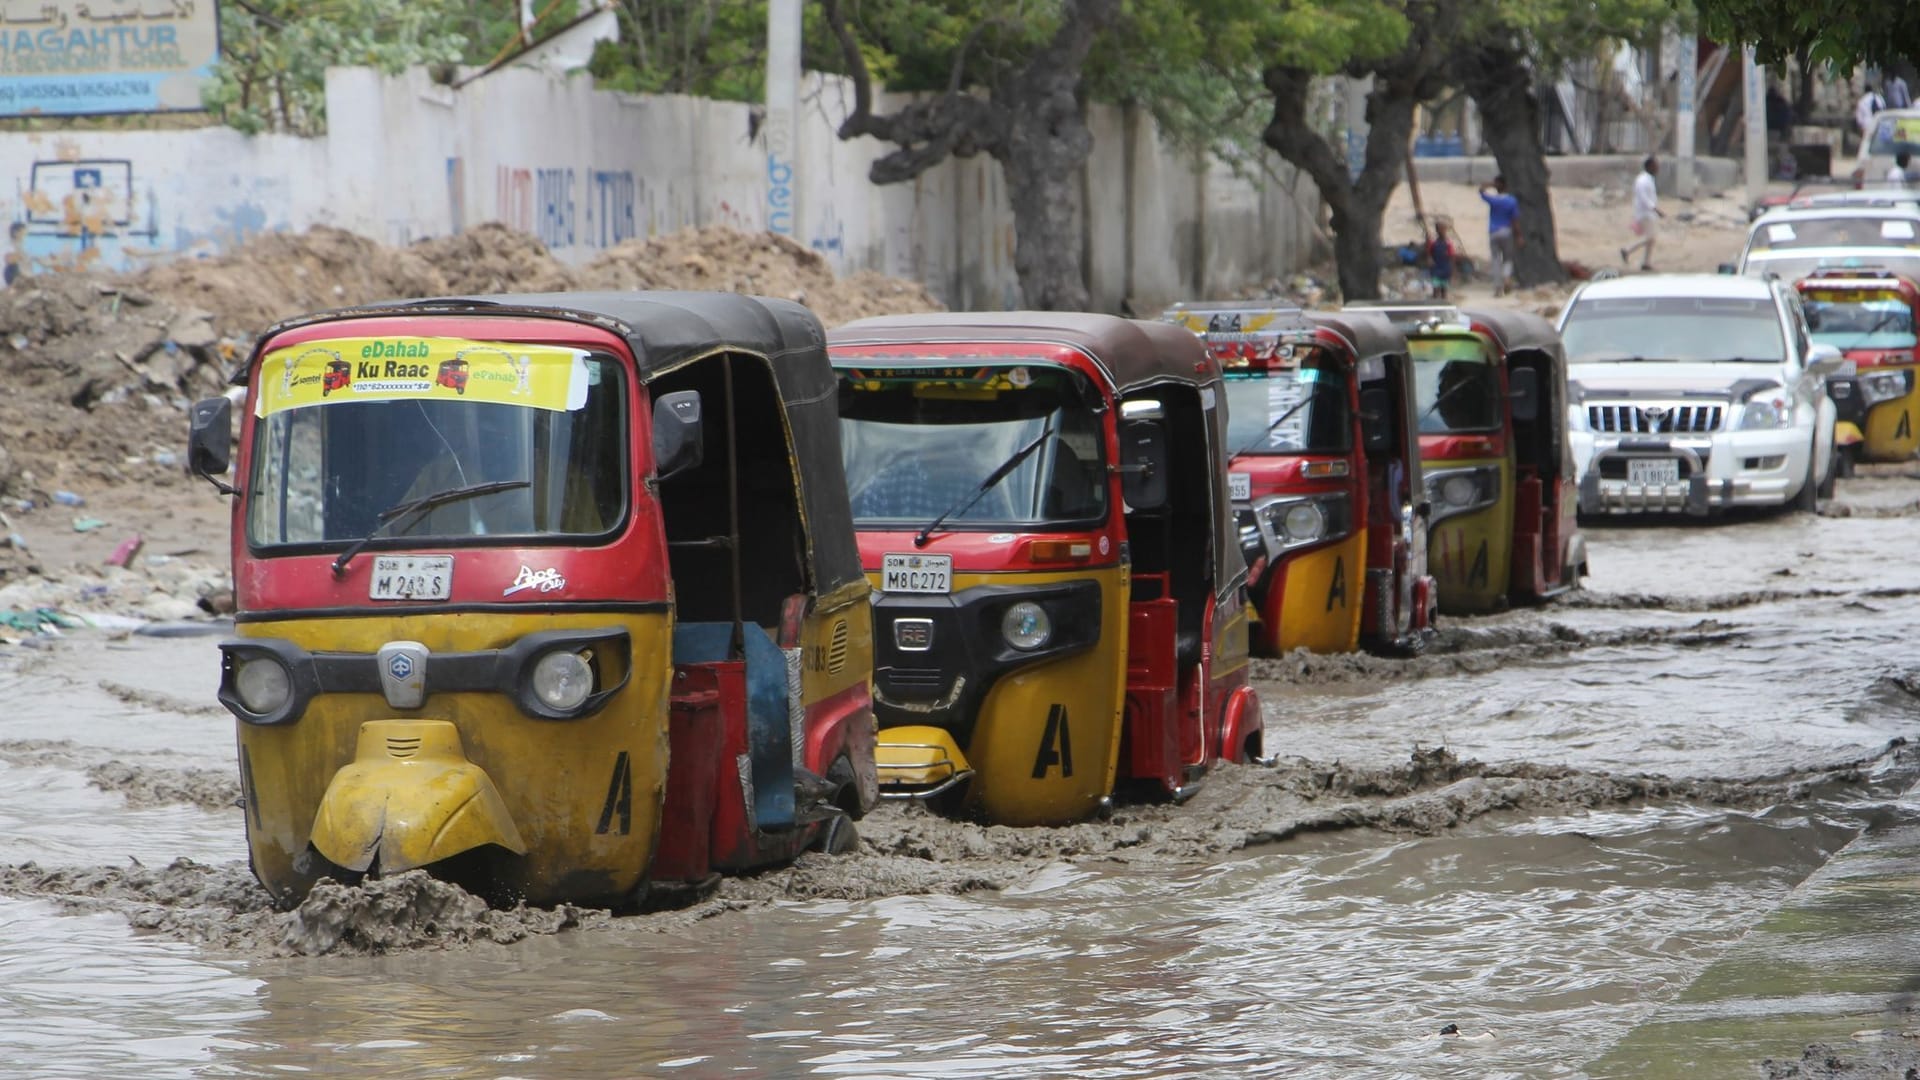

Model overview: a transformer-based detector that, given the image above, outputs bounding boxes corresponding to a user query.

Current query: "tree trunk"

[1458,44,1568,287]
[1001,96,1093,310]
[1263,67,1422,302]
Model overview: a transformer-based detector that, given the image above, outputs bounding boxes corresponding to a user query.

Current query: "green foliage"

[1466,0,1682,70]
[1696,0,1920,68]
[586,0,789,99]
[204,0,468,135]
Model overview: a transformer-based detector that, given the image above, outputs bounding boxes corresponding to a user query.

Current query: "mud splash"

[1761,1036,1920,1079]
[11,743,1911,957]
[1251,617,1743,685]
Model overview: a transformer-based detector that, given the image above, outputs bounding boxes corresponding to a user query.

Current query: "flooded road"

[3,475,1918,1078]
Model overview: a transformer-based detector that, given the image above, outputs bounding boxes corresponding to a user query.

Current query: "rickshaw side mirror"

[1117,418,1169,511]
[1358,387,1394,453]
[652,390,704,481]
[1508,366,1541,424]
[188,396,236,495]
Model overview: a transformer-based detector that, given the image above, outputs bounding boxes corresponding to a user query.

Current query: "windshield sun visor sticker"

[255,337,591,417]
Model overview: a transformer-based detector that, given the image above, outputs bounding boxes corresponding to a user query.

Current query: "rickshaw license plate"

[1229,472,1251,501]
[1627,459,1681,486]
[882,553,952,594]
[369,556,454,601]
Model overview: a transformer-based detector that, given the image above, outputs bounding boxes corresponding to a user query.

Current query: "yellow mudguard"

[1836,421,1865,448]
[310,719,527,873]
[875,725,973,797]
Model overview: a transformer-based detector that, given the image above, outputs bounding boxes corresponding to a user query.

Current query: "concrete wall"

[0,65,1323,313]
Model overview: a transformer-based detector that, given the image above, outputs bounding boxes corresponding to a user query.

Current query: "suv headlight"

[1860,368,1915,407]
[1424,465,1501,525]
[1737,397,1792,429]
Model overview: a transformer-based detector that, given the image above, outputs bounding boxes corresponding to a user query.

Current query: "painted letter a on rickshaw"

[186,292,878,908]
[1798,269,1920,466]
[1163,302,1438,656]
[828,313,1262,826]
[1350,304,1585,615]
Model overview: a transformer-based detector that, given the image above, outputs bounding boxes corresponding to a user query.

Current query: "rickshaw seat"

[671,620,797,831]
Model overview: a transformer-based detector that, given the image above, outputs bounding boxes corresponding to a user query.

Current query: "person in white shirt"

[1620,156,1663,271]
[1890,151,1913,188]
[1858,84,1887,145]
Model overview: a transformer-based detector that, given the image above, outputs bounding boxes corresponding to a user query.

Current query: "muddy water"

[3,477,1919,1078]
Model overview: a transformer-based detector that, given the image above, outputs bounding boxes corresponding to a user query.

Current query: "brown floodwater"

[2,476,1918,1078]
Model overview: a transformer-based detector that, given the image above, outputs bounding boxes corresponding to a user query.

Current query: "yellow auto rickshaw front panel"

[1864,367,1920,461]
[234,610,673,905]
[1274,529,1368,654]
[870,564,1129,827]
[1426,456,1515,614]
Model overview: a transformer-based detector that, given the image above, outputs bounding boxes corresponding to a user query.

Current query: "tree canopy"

[1695,0,1920,68]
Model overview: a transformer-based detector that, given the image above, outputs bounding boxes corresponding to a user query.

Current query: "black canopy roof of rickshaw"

[1459,307,1566,365]
[247,290,864,599]
[1303,309,1408,364]
[829,311,1220,397]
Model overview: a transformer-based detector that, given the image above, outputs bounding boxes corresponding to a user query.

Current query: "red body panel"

[1420,432,1507,460]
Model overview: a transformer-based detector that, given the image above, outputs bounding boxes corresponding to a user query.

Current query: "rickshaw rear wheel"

[816,813,860,855]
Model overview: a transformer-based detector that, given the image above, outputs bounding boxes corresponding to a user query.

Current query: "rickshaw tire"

[818,813,860,856]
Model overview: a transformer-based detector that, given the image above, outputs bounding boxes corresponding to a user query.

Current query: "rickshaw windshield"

[837,362,1107,528]
[247,345,626,548]
[1221,351,1351,454]
[1803,292,1919,349]
[1411,337,1501,434]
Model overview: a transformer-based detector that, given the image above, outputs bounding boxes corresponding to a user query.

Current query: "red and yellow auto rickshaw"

[436,357,471,395]
[827,313,1261,825]
[1162,302,1436,655]
[186,292,878,908]
[1350,304,1585,614]
[1798,269,1920,466]
[322,358,351,396]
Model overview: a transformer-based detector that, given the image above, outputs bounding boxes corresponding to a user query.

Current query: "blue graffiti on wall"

[587,170,636,248]
[536,167,574,249]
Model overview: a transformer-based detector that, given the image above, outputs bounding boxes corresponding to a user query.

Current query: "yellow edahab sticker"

[255,337,590,417]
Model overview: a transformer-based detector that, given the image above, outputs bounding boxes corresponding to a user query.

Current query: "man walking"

[1478,175,1519,297]
[1620,155,1663,271]
[1858,81,1887,149]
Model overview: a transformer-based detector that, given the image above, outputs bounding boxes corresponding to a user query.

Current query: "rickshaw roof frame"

[1343,300,1474,337]
[1303,309,1410,367]
[1795,269,1920,295]
[1458,307,1566,365]
[828,311,1222,398]
[240,289,866,603]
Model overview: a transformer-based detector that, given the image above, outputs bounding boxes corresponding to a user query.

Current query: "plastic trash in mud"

[0,608,80,637]
[52,491,84,507]
[105,534,144,567]
[72,517,107,533]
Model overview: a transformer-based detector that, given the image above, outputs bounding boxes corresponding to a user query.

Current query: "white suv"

[1556,274,1843,515]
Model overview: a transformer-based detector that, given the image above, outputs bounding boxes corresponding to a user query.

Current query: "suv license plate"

[882,553,952,594]
[369,556,454,601]
[1627,458,1681,486]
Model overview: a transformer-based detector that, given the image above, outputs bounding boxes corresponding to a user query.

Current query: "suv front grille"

[1587,403,1724,434]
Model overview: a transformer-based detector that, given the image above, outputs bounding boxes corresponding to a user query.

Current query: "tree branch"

[1261,65,1355,222]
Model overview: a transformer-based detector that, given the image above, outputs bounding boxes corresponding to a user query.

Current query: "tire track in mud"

[1252,618,1746,686]
[0,738,241,812]
[5,740,1915,958]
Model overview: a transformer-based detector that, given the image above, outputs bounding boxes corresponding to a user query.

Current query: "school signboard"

[0,0,219,117]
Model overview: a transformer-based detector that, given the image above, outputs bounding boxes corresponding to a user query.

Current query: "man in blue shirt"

[1479,175,1519,297]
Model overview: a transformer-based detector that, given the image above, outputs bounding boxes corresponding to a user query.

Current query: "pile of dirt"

[410,222,576,296]
[576,225,940,325]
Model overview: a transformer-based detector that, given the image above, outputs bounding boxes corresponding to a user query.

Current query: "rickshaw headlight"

[1441,474,1478,508]
[531,650,595,712]
[1002,601,1052,651]
[1861,369,1913,406]
[234,656,292,716]
[1281,501,1325,541]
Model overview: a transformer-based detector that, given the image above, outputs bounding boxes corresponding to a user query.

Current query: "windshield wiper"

[331,479,531,578]
[913,423,1054,548]
[1419,375,1491,425]
[1234,393,1316,457]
